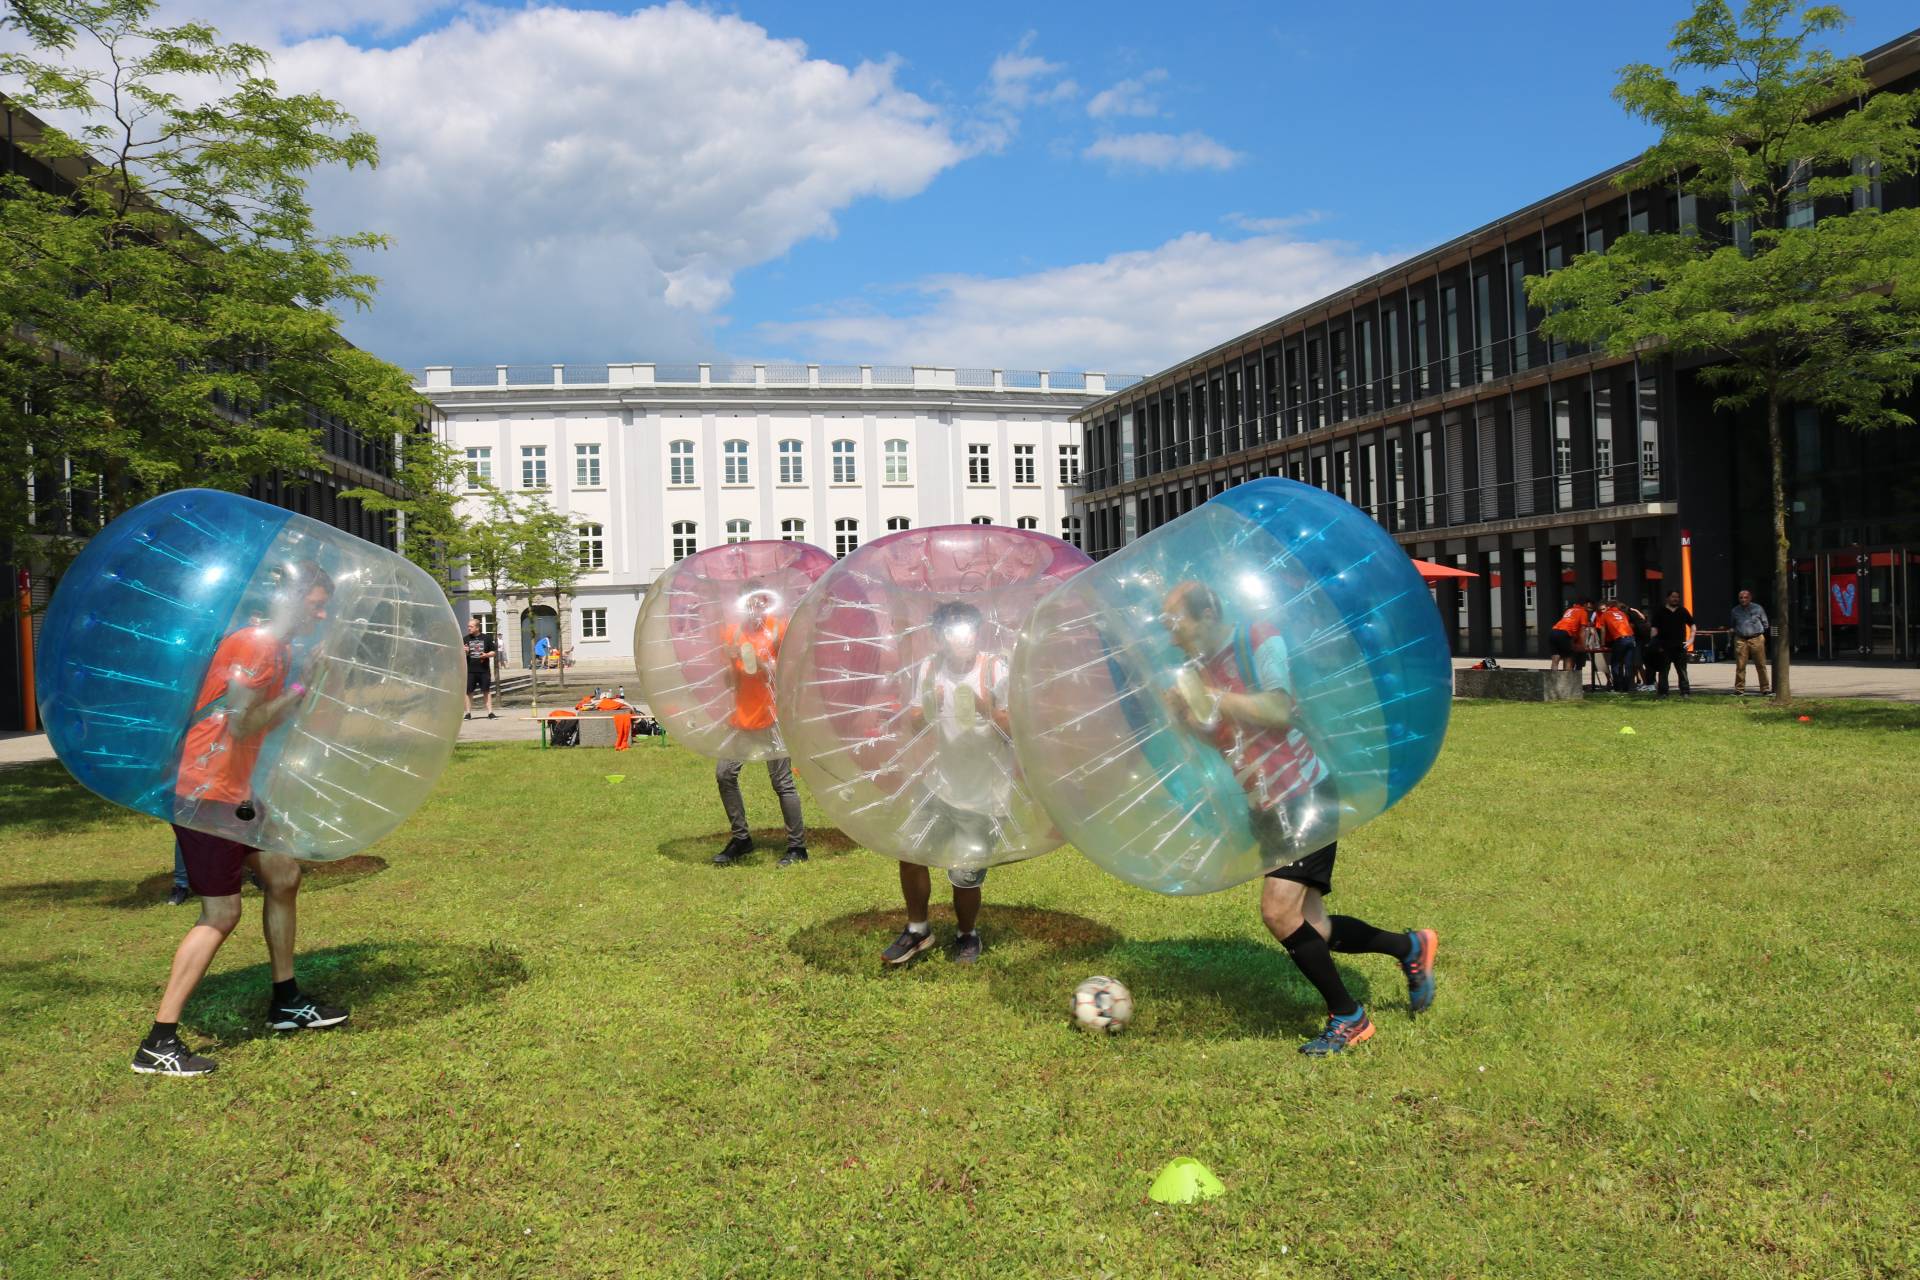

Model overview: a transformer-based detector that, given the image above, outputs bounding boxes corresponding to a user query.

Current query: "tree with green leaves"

[0,0,417,574]
[511,496,583,690]
[1528,0,1920,700]
[342,428,471,600]
[459,484,523,641]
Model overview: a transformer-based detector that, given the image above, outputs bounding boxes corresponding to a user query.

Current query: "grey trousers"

[716,757,806,850]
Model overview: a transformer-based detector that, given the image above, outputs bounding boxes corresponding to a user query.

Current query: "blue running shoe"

[1299,1007,1375,1056]
[1402,928,1438,1015]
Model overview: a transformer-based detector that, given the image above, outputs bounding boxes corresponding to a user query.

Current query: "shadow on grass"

[0,761,128,835]
[0,856,392,911]
[0,956,110,1014]
[1745,701,1920,734]
[788,903,1119,980]
[988,935,1375,1041]
[656,827,860,866]
[186,940,530,1045]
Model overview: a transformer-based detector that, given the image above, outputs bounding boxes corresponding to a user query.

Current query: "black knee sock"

[271,978,299,1004]
[1328,915,1412,961]
[146,1020,178,1045]
[1279,922,1360,1019]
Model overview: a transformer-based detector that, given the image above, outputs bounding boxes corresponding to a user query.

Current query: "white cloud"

[760,229,1402,376]
[986,31,1077,110]
[1224,211,1326,233]
[1087,69,1167,120]
[1085,130,1243,172]
[77,2,970,367]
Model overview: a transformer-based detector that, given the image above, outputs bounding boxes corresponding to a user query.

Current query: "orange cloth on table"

[592,697,635,751]
[574,693,597,712]
[722,617,784,732]
[1596,605,1634,643]
[176,626,288,805]
[1552,605,1590,637]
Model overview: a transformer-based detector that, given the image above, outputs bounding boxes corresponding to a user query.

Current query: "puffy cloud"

[759,229,1402,376]
[1084,130,1243,172]
[1086,69,1167,120]
[110,3,970,367]
[986,30,1078,110]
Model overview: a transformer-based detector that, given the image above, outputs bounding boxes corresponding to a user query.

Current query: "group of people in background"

[1548,588,1771,695]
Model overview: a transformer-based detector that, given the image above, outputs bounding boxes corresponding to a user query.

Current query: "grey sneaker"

[881,928,936,967]
[132,1035,217,1077]
[948,931,983,965]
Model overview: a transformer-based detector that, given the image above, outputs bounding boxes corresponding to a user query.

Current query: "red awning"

[1559,565,1665,583]
[1411,558,1479,580]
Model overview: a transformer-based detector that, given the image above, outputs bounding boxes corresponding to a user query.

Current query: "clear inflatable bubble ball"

[633,539,835,762]
[777,524,1091,872]
[1010,478,1451,895]
[37,489,465,859]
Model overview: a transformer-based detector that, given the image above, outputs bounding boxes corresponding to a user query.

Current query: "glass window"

[725,518,751,544]
[1440,286,1460,389]
[1412,298,1431,395]
[520,445,547,489]
[669,440,695,486]
[579,607,607,639]
[1337,452,1353,502]
[465,446,491,489]
[1594,386,1615,504]
[886,516,911,532]
[968,443,991,485]
[834,517,859,558]
[1058,444,1081,486]
[832,439,857,484]
[884,439,909,484]
[1311,454,1327,491]
[1638,377,1661,499]
[778,439,804,485]
[969,515,993,525]
[723,439,750,485]
[671,521,697,561]
[1013,443,1035,485]
[1509,258,1530,373]
[575,442,601,487]
[1061,515,1082,548]
[576,522,604,570]
[780,518,806,541]
[1382,309,1402,405]
[1473,273,1493,382]
[1356,318,1375,414]
[1016,516,1037,530]
[1553,396,1574,511]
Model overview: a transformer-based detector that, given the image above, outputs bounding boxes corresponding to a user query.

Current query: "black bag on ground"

[549,718,580,747]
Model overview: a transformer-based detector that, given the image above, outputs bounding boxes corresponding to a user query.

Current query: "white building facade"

[419,361,1135,665]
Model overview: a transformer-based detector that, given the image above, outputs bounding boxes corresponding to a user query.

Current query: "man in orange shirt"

[1548,596,1594,671]
[135,560,348,1078]
[712,583,808,867]
[1596,599,1638,692]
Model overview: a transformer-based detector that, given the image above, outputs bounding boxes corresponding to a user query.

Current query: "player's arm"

[1216,686,1295,731]
[228,677,306,740]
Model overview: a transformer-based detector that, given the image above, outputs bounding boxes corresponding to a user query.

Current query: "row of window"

[464,440,1083,491]
[666,515,1085,562]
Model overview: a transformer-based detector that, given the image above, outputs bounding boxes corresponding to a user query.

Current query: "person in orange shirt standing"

[1548,596,1594,672]
[135,560,349,1078]
[1596,599,1638,692]
[711,583,808,867]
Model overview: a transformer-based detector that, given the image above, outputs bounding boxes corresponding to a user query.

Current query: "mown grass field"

[2,695,1917,1279]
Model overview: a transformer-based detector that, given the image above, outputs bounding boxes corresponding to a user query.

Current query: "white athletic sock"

[907,921,929,935]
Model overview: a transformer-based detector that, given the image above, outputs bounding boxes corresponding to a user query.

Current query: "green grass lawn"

[2,696,1918,1279]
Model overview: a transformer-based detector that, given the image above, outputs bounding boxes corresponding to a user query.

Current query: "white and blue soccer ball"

[1071,976,1133,1033]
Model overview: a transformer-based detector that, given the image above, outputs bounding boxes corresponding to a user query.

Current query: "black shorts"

[467,663,492,694]
[1548,630,1576,658]
[1251,779,1342,895]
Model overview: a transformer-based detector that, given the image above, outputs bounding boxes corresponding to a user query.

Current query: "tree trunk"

[553,588,567,688]
[1767,388,1792,702]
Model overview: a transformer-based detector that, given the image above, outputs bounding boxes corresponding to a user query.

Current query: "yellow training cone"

[1619,726,1637,735]
[1148,1157,1225,1204]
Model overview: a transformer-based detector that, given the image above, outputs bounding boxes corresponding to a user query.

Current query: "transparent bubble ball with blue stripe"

[1010,478,1451,895]
[37,489,465,859]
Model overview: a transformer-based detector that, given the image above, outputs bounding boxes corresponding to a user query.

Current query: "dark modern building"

[1,97,426,731]
[1073,27,1920,663]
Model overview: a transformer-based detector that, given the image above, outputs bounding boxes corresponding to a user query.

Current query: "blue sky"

[103,2,1920,375]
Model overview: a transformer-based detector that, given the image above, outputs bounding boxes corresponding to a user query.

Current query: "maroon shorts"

[171,823,256,897]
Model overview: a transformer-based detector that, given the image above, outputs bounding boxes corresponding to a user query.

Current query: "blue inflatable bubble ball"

[37,489,466,859]
[1009,478,1451,895]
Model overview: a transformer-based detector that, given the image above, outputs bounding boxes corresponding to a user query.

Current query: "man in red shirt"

[712,583,808,867]
[134,560,348,1077]
[1595,599,1637,692]
[1160,581,1437,1056]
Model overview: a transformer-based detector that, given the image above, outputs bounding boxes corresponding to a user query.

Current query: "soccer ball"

[1071,976,1133,1033]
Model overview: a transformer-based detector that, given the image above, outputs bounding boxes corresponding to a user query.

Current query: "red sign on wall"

[1830,573,1861,625]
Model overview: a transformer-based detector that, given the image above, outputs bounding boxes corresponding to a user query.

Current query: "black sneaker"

[131,1035,217,1077]
[777,847,808,867]
[268,996,350,1032]
[881,927,936,967]
[948,931,983,965]
[712,836,754,866]
[486,712,498,720]
[464,712,473,720]
[165,886,191,907]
